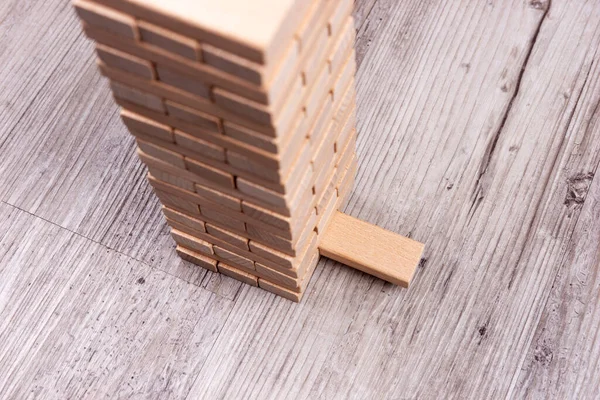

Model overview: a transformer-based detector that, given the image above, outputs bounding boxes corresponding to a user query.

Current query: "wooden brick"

[303,26,330,87]
[337,157,357,210]
[163,206,205,233]
[333,51,357,104]
[214,246,254,271]
[148,167,195,192]
[201,207,246,232]
[246,208,316,256]
[156,65,210,98]
[296,0,327,51]
[137,138,185,168]
[176,245,217,272]
[236,178,286,209]
[249,227,318,272]
[308,92,334,147]
[165,100,220,133]
[299,249,320,292]
[74,0,138,39]
[154,189,200,216]
[97,0,312,67]
[171,228,213,256]
[315,189,338,235]
[328,0,354,38]
[201,43,262,84]
[112,81,165,113]
[185,157,234,188]
[121,109,172,141]
[255,263,300,290]
[96,44,154,79]
[223,121,279,153]
[328,18,356,76]
[258,279,303,302]
[174,130,225,162]
[213,76,302,131]
[226,151,281,183]
[194,183,241,211]
[217,262,257,287]
[318,212,424,288]
[139,20,201,61]
[206,224,248,251]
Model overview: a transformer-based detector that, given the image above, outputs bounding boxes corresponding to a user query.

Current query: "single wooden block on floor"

[319,212,425,288]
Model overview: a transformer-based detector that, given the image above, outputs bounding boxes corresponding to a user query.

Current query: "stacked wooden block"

[75,0,358,301]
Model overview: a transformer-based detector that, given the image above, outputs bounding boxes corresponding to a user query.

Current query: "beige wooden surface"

[1,0,599,398]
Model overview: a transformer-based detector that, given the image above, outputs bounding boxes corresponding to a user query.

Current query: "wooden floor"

[1,0,599,398]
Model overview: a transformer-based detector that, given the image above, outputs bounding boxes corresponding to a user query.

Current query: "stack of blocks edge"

[74,0,425,302]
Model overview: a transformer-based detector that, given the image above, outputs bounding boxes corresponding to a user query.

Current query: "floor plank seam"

[0,200,233,302]
[469,0,552,224]
[356,0,379,32]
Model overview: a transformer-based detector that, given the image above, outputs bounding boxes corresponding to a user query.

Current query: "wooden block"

[171,228,213,256]
[154,189,200,215]
[185,157,234,188]
[201,207,246,232]
[318,212,425,288]
[328,18,356,76]
[121,109,172,141]
[258,279,303,302]
[111,81,165,113]
[206,224,248,251]
[328,0,354,39]
[165,100,220,133]
[316,178,337,215]
[167,215,297,276]
[201,43,263,84]
[308,92,333,147]
[217,262,258,287]
[74,0,138,39]
[102,0,312,66]
[303,26,329,87]
[214,246,254,272]
[96,44,155,79]
[163,206,205,232]
[299,249,320,292]
[255,263,300,290]
[315,189,338,235]
[333,51,357,104]
[148,168,195,192]
[337,157,357,209]
[223,121,279,153]
[176,245,217,272]
[212,76,302,130]
[88,26,274,108]
[296,0,327,51]
[194,183,241,211]
[241,183,314,241]
[143,152,317,240]
[156,65,210,98]
[137,138,185,169]
[250,227,318,273]
[139,20,201,61]
[174,130,225,162]
[247,208,316,256]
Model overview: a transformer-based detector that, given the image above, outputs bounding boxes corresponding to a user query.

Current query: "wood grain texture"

[1,0,600,398]
[0,202,234,399]
[319,211,424,287]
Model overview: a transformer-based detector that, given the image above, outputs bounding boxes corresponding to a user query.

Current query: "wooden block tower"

[74,0,425,301]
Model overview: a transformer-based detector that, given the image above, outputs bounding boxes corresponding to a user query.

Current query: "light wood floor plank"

[0,202,234,399]
[510,32,600,400]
